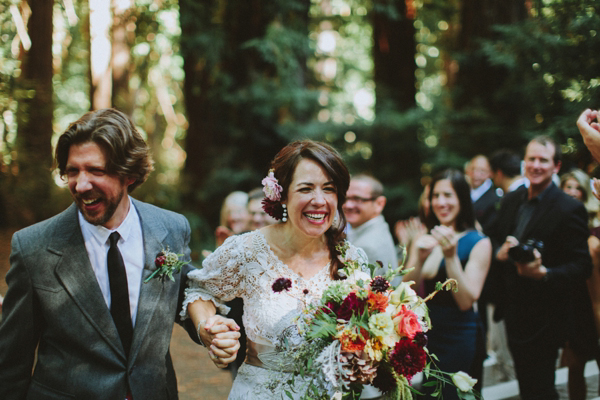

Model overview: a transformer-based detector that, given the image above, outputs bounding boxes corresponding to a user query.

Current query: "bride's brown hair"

[269,140,349,279]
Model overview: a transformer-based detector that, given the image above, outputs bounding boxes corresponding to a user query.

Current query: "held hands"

[199,315,241,369]
[430,225,458,257]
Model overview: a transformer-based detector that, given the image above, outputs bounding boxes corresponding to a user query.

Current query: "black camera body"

[508,239,544,263]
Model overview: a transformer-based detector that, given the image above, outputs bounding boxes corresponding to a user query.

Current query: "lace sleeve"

[180,234,248,320]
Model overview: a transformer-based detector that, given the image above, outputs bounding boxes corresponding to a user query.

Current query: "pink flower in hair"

[262,169,283,201]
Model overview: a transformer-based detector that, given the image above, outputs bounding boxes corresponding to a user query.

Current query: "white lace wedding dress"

[181,230,367,399]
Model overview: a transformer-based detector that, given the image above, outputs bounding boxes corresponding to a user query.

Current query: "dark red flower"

[413,331,428,348]
[155,252,166,267]
[389,339,426,382]
[372,364,396,394]
[303,289,309,295]
[370,276,390,293]
[272,277,292,293]
[262,198,284,220]
[321,301,339,315]
[337,292,367,321]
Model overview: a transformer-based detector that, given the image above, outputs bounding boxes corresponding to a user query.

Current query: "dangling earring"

[333,210,339,226]
[282,203,288,222]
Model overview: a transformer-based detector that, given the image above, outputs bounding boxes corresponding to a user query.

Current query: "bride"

[182,140,367,398]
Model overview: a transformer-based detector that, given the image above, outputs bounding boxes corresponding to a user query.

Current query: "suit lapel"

[128,200,168,363]
[51,204,125,358]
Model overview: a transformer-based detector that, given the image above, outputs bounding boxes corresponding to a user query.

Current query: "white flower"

[389,281,419,306]
[452,371,477,392]
[331,392,343,400]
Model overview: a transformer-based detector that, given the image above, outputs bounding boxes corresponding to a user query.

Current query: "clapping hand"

[577,109,600,164]
[394,217,426,247]
[199,315,241,369]
[415,234,438,262]
[430,225,458,257]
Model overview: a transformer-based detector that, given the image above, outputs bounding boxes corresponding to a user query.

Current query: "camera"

[508,239,544,263]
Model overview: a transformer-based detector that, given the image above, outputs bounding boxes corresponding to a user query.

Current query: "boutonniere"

[144,247,189,283]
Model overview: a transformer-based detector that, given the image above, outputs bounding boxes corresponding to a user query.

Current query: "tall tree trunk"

[13,0,54,225]
[112,0,134,115]
[370,0,419,186]
[89,0,112,110]
[372,0,416,112]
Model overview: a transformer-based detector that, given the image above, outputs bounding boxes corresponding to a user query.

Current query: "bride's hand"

[201,316,241,368]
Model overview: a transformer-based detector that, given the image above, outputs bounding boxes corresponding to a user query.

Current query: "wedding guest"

[0,108,239,399]
[561,168,599,227]
[466,155,500,233]
[489,136,594,400]
[343,174,398,277]
[247,187,278,230]
[215,191,250,247]
[403,169,491,400]
[489,149,527,195]
[181,140,369,399]
[560,168,600,400]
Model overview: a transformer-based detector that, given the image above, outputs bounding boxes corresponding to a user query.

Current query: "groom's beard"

[73,189,124,227]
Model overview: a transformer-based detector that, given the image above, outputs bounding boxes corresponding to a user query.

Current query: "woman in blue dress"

[404,169,492,399]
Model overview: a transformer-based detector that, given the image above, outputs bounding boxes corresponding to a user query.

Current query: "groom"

[0,109,203,399]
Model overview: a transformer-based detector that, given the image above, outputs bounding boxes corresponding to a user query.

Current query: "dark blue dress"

[421,230,486,399]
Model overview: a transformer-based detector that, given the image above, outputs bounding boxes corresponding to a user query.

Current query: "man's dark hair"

[529,135,562,165]
[55,108,154,192]
[489,149,522,177]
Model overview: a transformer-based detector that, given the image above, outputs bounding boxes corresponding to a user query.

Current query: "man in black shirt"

[489,136,595,400]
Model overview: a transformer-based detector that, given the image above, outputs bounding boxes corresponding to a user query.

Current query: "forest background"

[1,0,599,258]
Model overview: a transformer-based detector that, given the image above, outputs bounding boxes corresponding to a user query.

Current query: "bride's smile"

[283,158,338,238]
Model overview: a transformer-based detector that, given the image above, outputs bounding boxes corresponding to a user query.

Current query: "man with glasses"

[343,174,397,277]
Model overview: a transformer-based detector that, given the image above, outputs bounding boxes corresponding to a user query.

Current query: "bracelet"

[197,320,208,347]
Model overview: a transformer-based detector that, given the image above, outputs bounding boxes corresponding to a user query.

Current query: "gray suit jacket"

[0,199,199,400]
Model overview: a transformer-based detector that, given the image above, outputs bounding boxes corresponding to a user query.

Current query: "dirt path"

[0,228,232,399]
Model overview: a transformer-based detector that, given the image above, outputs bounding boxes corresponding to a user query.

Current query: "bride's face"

[283,158,338,238]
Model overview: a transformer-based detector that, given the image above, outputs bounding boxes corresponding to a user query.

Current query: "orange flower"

[367,291,389,313]
[338,327,368,352]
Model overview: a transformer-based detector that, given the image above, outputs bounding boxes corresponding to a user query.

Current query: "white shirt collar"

[471,178,493,202]
[79,196,137,245]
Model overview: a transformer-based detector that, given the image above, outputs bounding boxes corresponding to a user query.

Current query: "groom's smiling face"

[66,141,134,229]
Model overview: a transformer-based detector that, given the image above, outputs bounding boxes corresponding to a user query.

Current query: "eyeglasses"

[345,196,377,204]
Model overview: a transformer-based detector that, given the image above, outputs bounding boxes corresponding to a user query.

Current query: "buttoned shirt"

[79,197,145,326]
[512,183,553,241]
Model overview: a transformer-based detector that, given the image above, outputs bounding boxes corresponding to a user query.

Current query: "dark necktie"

[107,232,133,356]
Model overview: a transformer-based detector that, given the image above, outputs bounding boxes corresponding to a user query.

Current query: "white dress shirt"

[79,197,145,326]
[471,178,493,202]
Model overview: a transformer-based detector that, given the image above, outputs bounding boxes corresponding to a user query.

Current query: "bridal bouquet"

[269,242,480,400]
